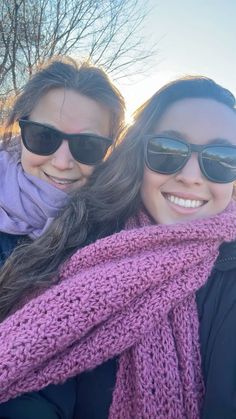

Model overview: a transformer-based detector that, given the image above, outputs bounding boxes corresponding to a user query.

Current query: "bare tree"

[0,0,156,97]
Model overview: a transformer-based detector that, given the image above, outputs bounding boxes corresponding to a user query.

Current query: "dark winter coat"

[0,232,236,419]
[0,232,78,419]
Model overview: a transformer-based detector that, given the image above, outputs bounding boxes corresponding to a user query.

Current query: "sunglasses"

[145,135,236,183]
[19,119,112,165]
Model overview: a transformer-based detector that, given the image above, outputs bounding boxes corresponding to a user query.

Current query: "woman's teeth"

[166,194,204,208]
[53,178,74,185]
[46,174,77,184]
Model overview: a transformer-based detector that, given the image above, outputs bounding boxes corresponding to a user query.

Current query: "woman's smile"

[43,171,82,190]
[163,192,207,212]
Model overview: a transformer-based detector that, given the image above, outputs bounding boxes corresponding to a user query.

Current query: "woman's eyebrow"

[28,119,59,130]
[208,138,236,146]
[156,131,236,146]
[155,130,185,139]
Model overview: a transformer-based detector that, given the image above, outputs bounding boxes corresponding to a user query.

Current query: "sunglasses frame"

[19,119,113,165]
[145,135,236,184]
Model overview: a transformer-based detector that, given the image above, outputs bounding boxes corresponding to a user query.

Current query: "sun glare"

[118,71,181,125]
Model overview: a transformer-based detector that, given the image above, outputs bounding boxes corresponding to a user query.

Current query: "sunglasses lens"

[146,137,189,173]
[70,134,111,165]
[20,120,111,164]
[202,146,236,183]
[21,123,61,155]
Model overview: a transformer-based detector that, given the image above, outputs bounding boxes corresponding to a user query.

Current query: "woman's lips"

[44,172,79,184]
[162,193,208,214]
[43,172,82,190]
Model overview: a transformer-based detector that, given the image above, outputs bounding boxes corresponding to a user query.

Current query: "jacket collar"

[215,240,236,271]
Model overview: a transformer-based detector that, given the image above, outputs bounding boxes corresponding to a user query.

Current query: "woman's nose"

[175,153,204,185]
[51,140,74,170]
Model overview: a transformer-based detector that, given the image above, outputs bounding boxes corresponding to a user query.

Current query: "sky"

[116,0,236,118]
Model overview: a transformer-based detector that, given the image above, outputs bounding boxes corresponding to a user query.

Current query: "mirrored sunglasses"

[145,135,236,183]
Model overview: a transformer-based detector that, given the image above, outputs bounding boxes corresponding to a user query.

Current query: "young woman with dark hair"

[0,76,236,419]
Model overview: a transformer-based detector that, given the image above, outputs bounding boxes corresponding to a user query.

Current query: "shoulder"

[0,380,77,419]
[215,239,236,271]
[196,240,236,418]
[197,239,236,321]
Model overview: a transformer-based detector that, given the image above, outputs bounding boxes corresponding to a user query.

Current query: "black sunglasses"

[145,135,236,184]
[19,119,112,165]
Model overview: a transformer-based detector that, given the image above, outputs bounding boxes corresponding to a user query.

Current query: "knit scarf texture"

[0,203,236,418]
[0,149,68,238]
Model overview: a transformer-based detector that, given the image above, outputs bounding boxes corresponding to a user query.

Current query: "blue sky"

[117,0,236,117]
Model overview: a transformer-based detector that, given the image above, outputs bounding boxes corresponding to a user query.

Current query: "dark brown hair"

[0,75,235,320]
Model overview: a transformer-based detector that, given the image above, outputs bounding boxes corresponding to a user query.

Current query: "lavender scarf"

[0,203,236,418]
[0,150,67,238]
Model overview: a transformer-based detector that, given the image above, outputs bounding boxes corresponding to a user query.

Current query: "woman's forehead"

[154,98,236,145]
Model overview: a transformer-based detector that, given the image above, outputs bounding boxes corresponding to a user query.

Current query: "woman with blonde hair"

[0,56,125,418]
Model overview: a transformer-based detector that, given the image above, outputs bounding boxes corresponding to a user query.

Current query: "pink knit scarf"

[0,203,236,418]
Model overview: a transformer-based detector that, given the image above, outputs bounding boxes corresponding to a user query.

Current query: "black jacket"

[0,232,22,266]
[0,231,236,419]
[197,240,236,419]
[0,232,78,419]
